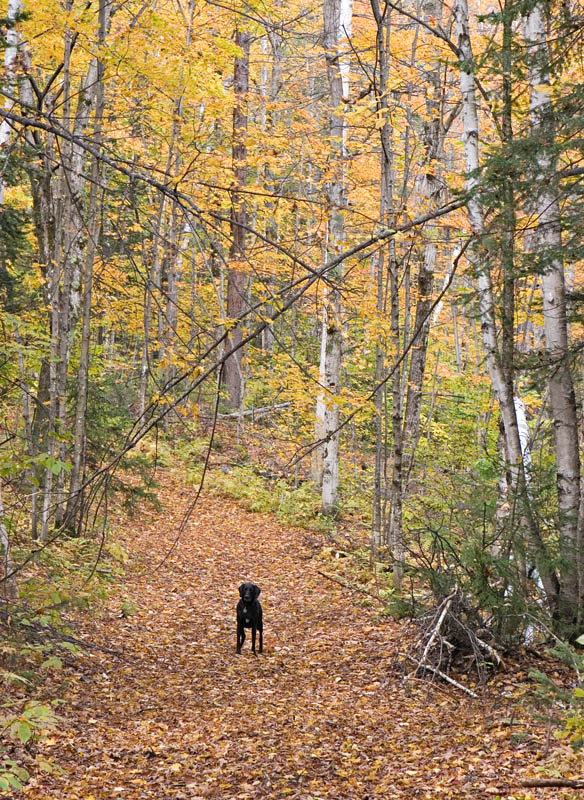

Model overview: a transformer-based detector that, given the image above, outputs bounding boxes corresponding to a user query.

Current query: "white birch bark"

[312,300,329,486]
[65,0,108,530]
[454,0,523,468]
[454,0,559,605]
[514,396,532,474]
[319,0,352,514]
[0,484,18,601]
[524,2,581,611]
[0,0,24,206]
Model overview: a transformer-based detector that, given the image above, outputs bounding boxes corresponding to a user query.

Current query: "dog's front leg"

[237,623,245,653]
[259,625,263,653]
[251,625,257,655]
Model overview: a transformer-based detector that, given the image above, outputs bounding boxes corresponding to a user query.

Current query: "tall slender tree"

[224,20,251,410]
[318,0,352,515]
[524,0,581,620]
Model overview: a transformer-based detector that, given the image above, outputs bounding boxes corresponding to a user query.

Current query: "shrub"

[530,637,584,753]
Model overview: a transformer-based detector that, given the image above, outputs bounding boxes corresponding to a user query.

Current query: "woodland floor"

[21,470,581,800]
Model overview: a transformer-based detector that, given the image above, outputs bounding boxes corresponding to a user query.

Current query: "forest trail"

[24,473,554,799]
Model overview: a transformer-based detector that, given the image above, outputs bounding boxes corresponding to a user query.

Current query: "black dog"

[236,582,263,655]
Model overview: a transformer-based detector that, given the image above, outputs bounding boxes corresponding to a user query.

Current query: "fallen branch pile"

[398,585,504,696]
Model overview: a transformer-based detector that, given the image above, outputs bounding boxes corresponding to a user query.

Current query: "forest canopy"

[1,0,583,641]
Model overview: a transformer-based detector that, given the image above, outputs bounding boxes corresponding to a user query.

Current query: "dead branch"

[415,585,457,672]
[218,402,291,420]
[398,585,504,692]
[474,634,504,667]
[403,653,479,698]
[520,778,584,789]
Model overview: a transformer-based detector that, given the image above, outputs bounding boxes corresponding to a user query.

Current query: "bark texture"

[318,0,352,514]
[224,25,251,410]
[524,1,581,616]
[454,0,560,605]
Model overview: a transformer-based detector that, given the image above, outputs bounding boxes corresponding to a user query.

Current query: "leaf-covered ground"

[22,473,578,799]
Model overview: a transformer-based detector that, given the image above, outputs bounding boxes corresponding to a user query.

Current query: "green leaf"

[41,656,62,669]
[23,703,53,721]
[573,687,584,697]
[5,772,23,789]
[17,721,32,744]
[61,641,81,654]
[12,765,29,782]
[575,634,584,646]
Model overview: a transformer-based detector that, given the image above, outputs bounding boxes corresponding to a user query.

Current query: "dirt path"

[23,475,558,799]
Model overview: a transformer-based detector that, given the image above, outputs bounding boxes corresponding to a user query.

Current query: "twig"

[473,634,504,667]
[520,778,584,789]
[412,586,457,675]
[404,653,479,698]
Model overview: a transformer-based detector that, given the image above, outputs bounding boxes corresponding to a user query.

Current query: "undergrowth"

[185,460,335,533]
[1,533,130,794]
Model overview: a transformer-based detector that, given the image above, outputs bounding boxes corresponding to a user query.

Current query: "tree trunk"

[65,0,108,531]
[403,0,446,479]
[0,0,24,205]
[370,0,405,585]
[454,0,559,605]
[14,327,39,538]
[224,24,251,410]
[0,484,17,601]
[524,1,581,620]
[372,246,386,550]
[163,2,195,395]
[319,0,352,515]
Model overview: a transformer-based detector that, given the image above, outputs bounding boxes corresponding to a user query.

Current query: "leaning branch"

[218,402,291,420]
[0,104,466,288]
[415,587,457,672]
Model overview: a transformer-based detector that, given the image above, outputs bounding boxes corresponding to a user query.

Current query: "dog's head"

[239,582,261,603]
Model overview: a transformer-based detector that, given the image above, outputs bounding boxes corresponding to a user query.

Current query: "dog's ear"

[239,584,246,598]
[253,584,261,598]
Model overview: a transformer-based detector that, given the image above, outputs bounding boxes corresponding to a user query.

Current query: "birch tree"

[318,0,352,514]
[224,21,251,410]
[524,0,581,619]
[0,0,25,207]
[453,0,560,606]
[0,484,17,601]
[64,0,108,531]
